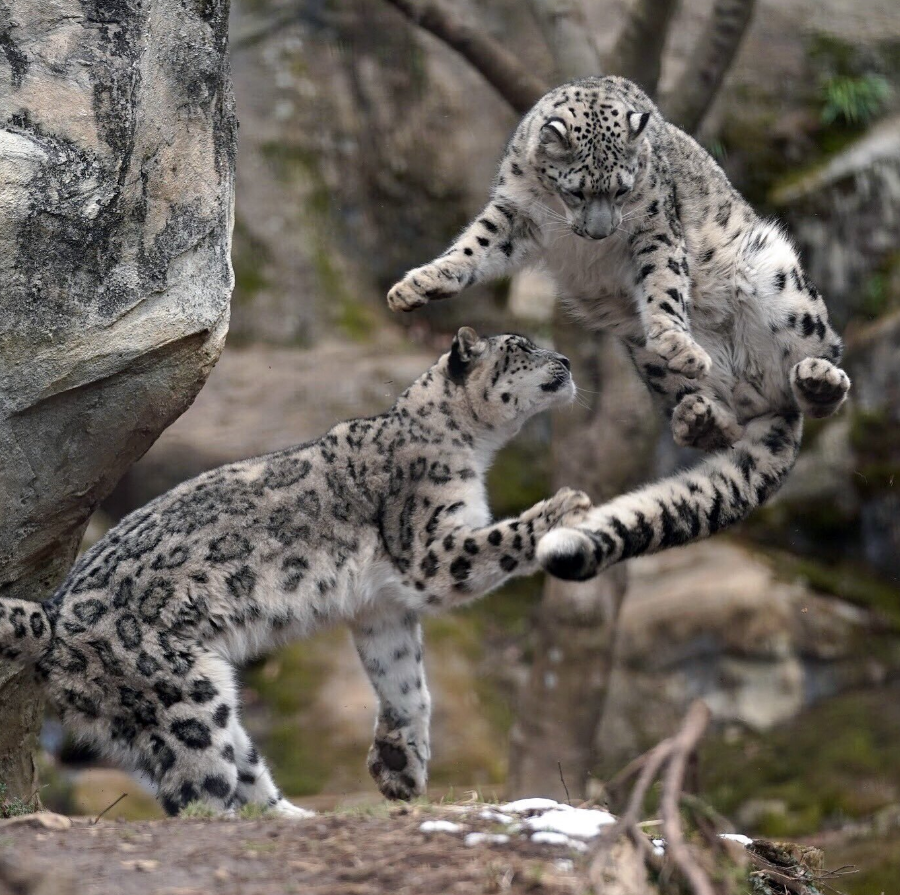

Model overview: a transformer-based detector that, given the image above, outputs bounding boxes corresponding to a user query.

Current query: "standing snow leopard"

[0,329,588,815]
[387,76,850,582]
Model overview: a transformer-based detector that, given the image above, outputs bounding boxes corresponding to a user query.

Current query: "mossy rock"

[700,688,900,839]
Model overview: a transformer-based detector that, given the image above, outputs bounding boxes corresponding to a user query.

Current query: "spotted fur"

[387,76,850,581]
[0,329,588,813]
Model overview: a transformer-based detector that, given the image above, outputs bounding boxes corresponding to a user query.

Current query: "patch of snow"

[531,831,588,852]
[479,809,514,824]
[501,797,562,814]
[465,832,510,847]
[720,833,753,847]
[420,820,461,834]
[523,807,616,839]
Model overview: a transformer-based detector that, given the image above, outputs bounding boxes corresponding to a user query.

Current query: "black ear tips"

[448,326,481,382]
[455,326,480,356]
[627,111,650,139]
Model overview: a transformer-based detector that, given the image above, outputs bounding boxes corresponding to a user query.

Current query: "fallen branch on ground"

[590,700,714,894]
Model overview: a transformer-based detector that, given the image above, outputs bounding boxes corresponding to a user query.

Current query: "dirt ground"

[0,805,588,895]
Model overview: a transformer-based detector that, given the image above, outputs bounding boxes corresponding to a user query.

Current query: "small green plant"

[820,73,891,126]
[180,800,218,819]
[237,802,271,820]
[0,783,38,818]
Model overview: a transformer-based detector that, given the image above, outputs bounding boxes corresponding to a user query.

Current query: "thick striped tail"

[0,598,52,667]
[537,411,802,581]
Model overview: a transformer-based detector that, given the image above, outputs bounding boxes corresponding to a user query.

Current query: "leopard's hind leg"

[630,345,742,452]
[790,357,851,419]
[229,719,313,817]
[671,392,743,451]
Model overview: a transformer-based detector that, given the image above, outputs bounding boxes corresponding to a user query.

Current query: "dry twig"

[660,701,714,895]
[92,793,128,825]
[590,700,715,895]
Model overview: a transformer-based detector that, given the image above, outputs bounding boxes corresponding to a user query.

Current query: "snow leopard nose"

[582,197,613,240]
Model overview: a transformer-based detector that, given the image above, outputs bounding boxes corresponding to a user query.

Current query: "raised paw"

[671,394,742,452]
[790,357,851,419]
[647,328,711,379]
[387,263,463,313]
[525,487,592,531]
[367,729,427,801]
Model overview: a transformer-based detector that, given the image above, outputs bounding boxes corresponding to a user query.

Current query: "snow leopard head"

[529,81,651,240]
[444,327,574,431]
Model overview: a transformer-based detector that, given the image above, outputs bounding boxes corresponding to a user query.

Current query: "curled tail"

[537,411,803,581]
[0,598,52,667]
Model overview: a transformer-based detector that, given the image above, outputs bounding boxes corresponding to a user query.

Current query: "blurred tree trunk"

[606,0,680,96]
[661,0,757,131]
[507,321,657,799]
[526,0,602,82]
[0,0,236,799]
[507,0,659,800]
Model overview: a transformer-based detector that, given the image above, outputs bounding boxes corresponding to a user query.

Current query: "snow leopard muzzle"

[580,197,617,240]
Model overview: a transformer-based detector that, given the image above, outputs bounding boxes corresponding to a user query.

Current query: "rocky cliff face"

[774,115,900,327]
[0,0,236,797]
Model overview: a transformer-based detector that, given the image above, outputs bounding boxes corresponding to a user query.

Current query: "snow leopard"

[387,76,850,582]
[0,329,588,815]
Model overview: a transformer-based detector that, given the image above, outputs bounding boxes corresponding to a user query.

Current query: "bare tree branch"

[607,0,680,97]
[526,0,602,80]
[382,0,548,114]
[590,701,715,895]
[661,0,757,132]
[660,701,715,895]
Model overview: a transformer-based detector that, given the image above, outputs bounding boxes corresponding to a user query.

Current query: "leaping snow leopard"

[0,329,588,815]
[387,76,851,582]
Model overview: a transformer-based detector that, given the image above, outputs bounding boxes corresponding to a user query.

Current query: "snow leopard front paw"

[367,729,428,801]
[790,358,851,419]
[387,263,464,312]
[671,394,742,452]
[524,487,592,533]
[647,328,711,379]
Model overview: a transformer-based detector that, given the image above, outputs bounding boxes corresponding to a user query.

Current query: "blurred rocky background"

[33,0,900,891]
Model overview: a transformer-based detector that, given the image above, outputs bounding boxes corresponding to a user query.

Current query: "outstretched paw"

[790,358,851,419]
[525,487,592,531]
[387,263,464,313]
[671,394,742,452]
[647,328,711,379]
[367,729,427,801]
[536,527,599,581]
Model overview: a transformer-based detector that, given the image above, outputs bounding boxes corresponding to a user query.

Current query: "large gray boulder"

[0,0,236,798]
[773,114,900,327]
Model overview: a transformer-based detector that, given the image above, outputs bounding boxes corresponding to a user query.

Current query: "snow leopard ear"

[539,117,570,158]
[627,111,651,140]
[449,326,483,382]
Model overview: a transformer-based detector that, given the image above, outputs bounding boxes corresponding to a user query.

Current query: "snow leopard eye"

[615,186,629,199]
[560,188,583,206]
